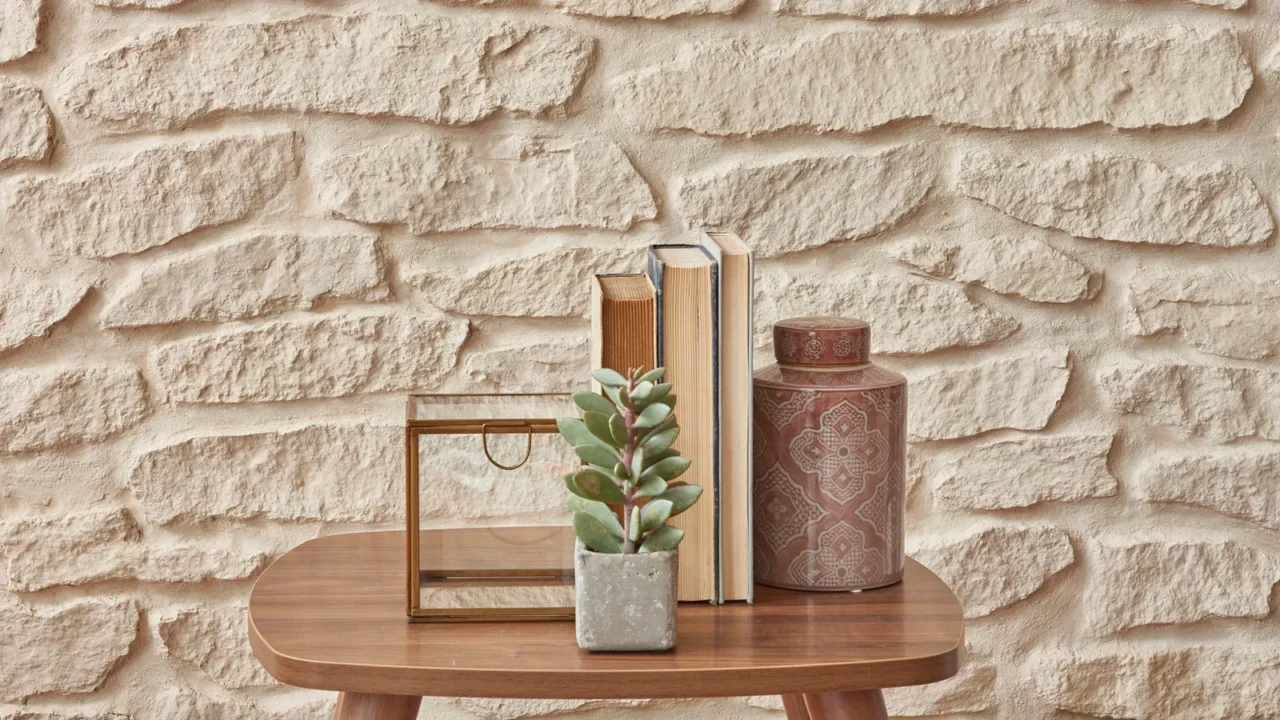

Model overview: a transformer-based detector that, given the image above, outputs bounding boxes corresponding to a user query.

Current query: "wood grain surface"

[249,531,963,699]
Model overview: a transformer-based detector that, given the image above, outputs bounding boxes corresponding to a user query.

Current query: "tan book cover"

[591,275,657,387]
[703,231,754,603]
[648,246,717,603]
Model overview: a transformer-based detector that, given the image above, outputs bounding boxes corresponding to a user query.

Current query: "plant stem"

[620,381,638,554]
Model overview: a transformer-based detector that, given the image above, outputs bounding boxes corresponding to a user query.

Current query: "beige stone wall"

[1,0,1277,717]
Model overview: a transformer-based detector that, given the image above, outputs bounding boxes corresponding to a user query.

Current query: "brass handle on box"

[481,423,533,471]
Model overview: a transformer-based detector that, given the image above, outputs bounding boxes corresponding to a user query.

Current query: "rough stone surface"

[101,232,385,328]
[1037,646,1280,720]
[934,435,1117,510]
[882,659,997,715]
[0,0,40,63]
[1086,537,1280,634]
[465,340,589,391]
[0,77,52,169]
[777,0,1013,17]
[909,524,1074,618]
[445,699,648,720]
[575,542,678,651]
[1098,359,1280,442]
[615,28,1250,136]
[0,365,149,453]
[319,136,656,235]
[907,350,1070,441]
[90,0,186,6]
[0,508,270,592]
[1128,267,1280,360]
[889,234,1094,303]
[129,424,571,525]
[1139,451,1280,530]
[63,15,593,132]
[158,605,274,688]
[3,133,299,258]
[0,260,96,352]
[150,311,468,403]
[755,268,1018,356]
[0,597,137,702]
[407,245,638,317]
[448,0,743,18]
[678,145,934,258]
[959,152,1273,248]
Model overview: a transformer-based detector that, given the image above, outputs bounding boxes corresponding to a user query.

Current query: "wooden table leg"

[781,691,888,720]
[333,692,422,720]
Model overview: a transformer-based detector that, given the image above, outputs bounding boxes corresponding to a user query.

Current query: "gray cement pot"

[574,541,678,652]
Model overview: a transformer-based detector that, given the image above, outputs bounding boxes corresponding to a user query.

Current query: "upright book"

[647,245,720,603]
[701,231,754,603]
[591,274,657,387]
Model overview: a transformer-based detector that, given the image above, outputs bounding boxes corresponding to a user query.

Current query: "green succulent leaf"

[641,426,679,453]
[564,473,580,496]
[639,526,684,553]
[609,413,628,445]
[592,368,629,388]
[572,391,617,416]
[637,367,666,384]
[629,505,642,542]
[642,448,679,470]
[652,482,702,516]
[642,455,691,481]
[557,418,609,450]
[574,512,624,553]
[574,443,620,468]
[617,386,632,408]
[603,384,623,407]
[634,403,671,429]
[647,383,673,403]
[663,393,677,410]
[583,411,618,448]
[631,381,654,402]
[634,474,667,498]
[569,496,624,538]
[613,461,629,480]
[630,447,645,482]
[572,468,625,503]
[640,498,673,533]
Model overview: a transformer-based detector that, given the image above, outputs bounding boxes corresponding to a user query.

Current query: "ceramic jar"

[752,317,906,591]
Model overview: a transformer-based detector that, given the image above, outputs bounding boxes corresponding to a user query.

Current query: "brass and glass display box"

[405,393,579,622]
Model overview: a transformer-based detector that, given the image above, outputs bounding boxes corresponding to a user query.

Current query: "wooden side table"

[249,532,964,720]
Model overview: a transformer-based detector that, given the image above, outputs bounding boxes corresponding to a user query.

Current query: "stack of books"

[590,231,754,603]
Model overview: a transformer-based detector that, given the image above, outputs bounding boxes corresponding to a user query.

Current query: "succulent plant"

[558,366,702,554]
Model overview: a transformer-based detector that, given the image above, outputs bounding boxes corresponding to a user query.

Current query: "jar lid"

[773,317,870,366]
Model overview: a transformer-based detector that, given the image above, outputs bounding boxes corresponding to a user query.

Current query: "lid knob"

[773,317,870,366]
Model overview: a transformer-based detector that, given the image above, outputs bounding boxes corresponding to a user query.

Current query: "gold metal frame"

[405,393,576,623]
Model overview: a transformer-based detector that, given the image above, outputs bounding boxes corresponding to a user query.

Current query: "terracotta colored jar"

[752,317,906,591]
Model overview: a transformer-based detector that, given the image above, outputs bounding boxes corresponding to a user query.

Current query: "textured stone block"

[101,231,386,328]
[1098,359,1280,442]
[0,0,40,63]
[0,366,149,453]
[615,28,1250,136]
[678,145,934,257]
[406,245,638,318]
[889,234,1094,304]
[449,0,743,17]
[464,339,589,392]
[908,350,1070,441]
[1086,537,1280,634]
[159,605,274,688]
[318,137,656,234]
[150,311,468,403]
[0,597,137,702]
[909,524,1073,618]
[883,659,997,716]
[0,508,269,591]
[1128,266,1280,360]
[0,78,51,169]
[63,15,593,131]
[3,133,299,258]
[934,435,1117,510]
[756,268,1017,357]
[959,152,1273,248]
[0,260,96,352]
[777,0,1013,17]
[1139,451,1280,530]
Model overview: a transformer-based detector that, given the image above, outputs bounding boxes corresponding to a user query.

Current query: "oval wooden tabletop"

[249,531,963,699]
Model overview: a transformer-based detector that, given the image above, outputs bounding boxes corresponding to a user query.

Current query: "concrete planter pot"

[574,541,679,652]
